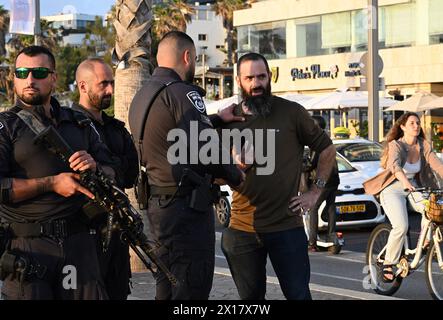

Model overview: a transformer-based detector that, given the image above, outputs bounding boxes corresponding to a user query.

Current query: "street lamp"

[200,46,207,91]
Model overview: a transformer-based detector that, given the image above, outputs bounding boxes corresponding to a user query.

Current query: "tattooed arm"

[11,173,94,203]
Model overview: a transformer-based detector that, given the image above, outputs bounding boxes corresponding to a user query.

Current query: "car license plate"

[338,204,366,214]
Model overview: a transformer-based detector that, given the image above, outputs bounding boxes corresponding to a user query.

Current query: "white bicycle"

[366,187,443,299]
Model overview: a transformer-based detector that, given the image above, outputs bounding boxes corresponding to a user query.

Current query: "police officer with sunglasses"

[0,46,119,300]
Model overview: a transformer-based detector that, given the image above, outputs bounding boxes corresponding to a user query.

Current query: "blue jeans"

[221,226,311,300]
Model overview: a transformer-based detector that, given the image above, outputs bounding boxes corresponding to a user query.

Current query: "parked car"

[317,152,385,229]
[333,138,384,177]
[214,152,385,229]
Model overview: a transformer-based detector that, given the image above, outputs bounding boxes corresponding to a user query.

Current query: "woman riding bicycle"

[377,112,443,282]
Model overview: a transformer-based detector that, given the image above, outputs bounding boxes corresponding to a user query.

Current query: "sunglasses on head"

[14,67,54,79]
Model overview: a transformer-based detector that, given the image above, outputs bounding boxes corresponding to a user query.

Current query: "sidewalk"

[128,266,402,300]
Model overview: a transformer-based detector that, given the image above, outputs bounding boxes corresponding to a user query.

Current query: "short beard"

[184,67,194,83]
[241,84,272,117]
[88,91,111,110]
[17,91,46,106]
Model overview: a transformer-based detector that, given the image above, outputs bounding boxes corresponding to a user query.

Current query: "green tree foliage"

[151,0,195,65]
[213,0,255,67]
[83,14,116,65]
[0,5,9,57]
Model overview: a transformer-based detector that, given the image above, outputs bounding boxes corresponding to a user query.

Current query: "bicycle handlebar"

[403,187,443,194]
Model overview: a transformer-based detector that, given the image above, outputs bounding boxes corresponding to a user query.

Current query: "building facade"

[234,0,443,142]
[42,13,97,46]
[187,1,233,99]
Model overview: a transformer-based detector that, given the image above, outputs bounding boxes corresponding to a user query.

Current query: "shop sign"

[345,62,362,77]
[271,67,279,83]
[291,64,339,81]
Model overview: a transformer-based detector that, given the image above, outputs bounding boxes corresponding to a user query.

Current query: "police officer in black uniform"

[72,58,138,299]
[0,46,118,299]
[128,31,244,300]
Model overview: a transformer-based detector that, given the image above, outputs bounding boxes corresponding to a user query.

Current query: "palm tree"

[0,5,9,57]
[170,0,194,32]
[152,0,194,40]
[152,5,175,39]
[113,0,153,272]
[113,0,153,126]
[213,0,254,67]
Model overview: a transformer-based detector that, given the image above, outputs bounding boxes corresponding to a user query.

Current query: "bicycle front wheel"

[366,223,402,296]
[425,238,443,300]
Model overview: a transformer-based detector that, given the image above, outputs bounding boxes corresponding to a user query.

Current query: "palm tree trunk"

[0,30,6,56]
[113,0,153,272]
[113,0,153,125]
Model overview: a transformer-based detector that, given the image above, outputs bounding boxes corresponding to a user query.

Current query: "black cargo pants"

[147,196,215,300]
[96,230,131,300]
[1,230,107,300]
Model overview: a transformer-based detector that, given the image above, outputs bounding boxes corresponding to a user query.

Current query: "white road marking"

[214,266,403,300]
[310,271,362,283]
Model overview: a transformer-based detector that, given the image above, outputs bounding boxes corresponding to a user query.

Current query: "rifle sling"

[16,109,48,135]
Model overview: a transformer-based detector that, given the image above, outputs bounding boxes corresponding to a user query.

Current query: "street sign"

[359,52,383,77]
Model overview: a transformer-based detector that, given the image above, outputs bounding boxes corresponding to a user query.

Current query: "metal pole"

[220,74,224,98]
[202,48,206,92]
[34,0,41,45]
[368,0,379,142]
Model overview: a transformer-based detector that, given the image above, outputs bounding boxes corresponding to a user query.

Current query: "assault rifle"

[34,125,178,286]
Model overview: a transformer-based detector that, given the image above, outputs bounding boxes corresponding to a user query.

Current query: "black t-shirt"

[0,98,117,222]
[71,104,138,189]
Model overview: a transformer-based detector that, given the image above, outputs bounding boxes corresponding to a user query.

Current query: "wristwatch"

[314,178,327,189]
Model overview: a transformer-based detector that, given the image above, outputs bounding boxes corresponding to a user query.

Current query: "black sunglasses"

[14,67,54,79]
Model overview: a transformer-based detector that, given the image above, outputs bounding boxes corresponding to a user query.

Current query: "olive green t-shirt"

[221,96,332,233]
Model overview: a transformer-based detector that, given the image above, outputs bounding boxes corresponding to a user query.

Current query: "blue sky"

[0,0,115,17]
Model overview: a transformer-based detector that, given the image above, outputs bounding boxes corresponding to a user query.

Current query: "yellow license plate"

[338,204,366,214]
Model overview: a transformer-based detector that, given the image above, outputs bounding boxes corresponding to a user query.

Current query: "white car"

[333,138,384,178]
[317,152,385,229]
[214,152,385,229]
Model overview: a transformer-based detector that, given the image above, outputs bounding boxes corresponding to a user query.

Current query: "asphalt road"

[215,212,435,300]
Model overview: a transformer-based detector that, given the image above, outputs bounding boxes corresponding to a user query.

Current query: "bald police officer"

[129,31,243,300]
[72,58,138,300]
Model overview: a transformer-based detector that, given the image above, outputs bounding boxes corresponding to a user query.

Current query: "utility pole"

[201,46,207,92]
[368,0,379,142]
[34,0,41,45]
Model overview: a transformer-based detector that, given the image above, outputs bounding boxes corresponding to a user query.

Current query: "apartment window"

[321,11,351,54]
[198,34,207,41]
[237,21,286,60]
[216,45,224,49]
[429,0,443,44]
[77,20,86,28]
[383,3,415,48]
[351,9,367,51]
[197,9,207,20]
[288,16,324,57]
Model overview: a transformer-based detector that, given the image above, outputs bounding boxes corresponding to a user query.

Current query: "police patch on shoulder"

[186,91,206,113]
